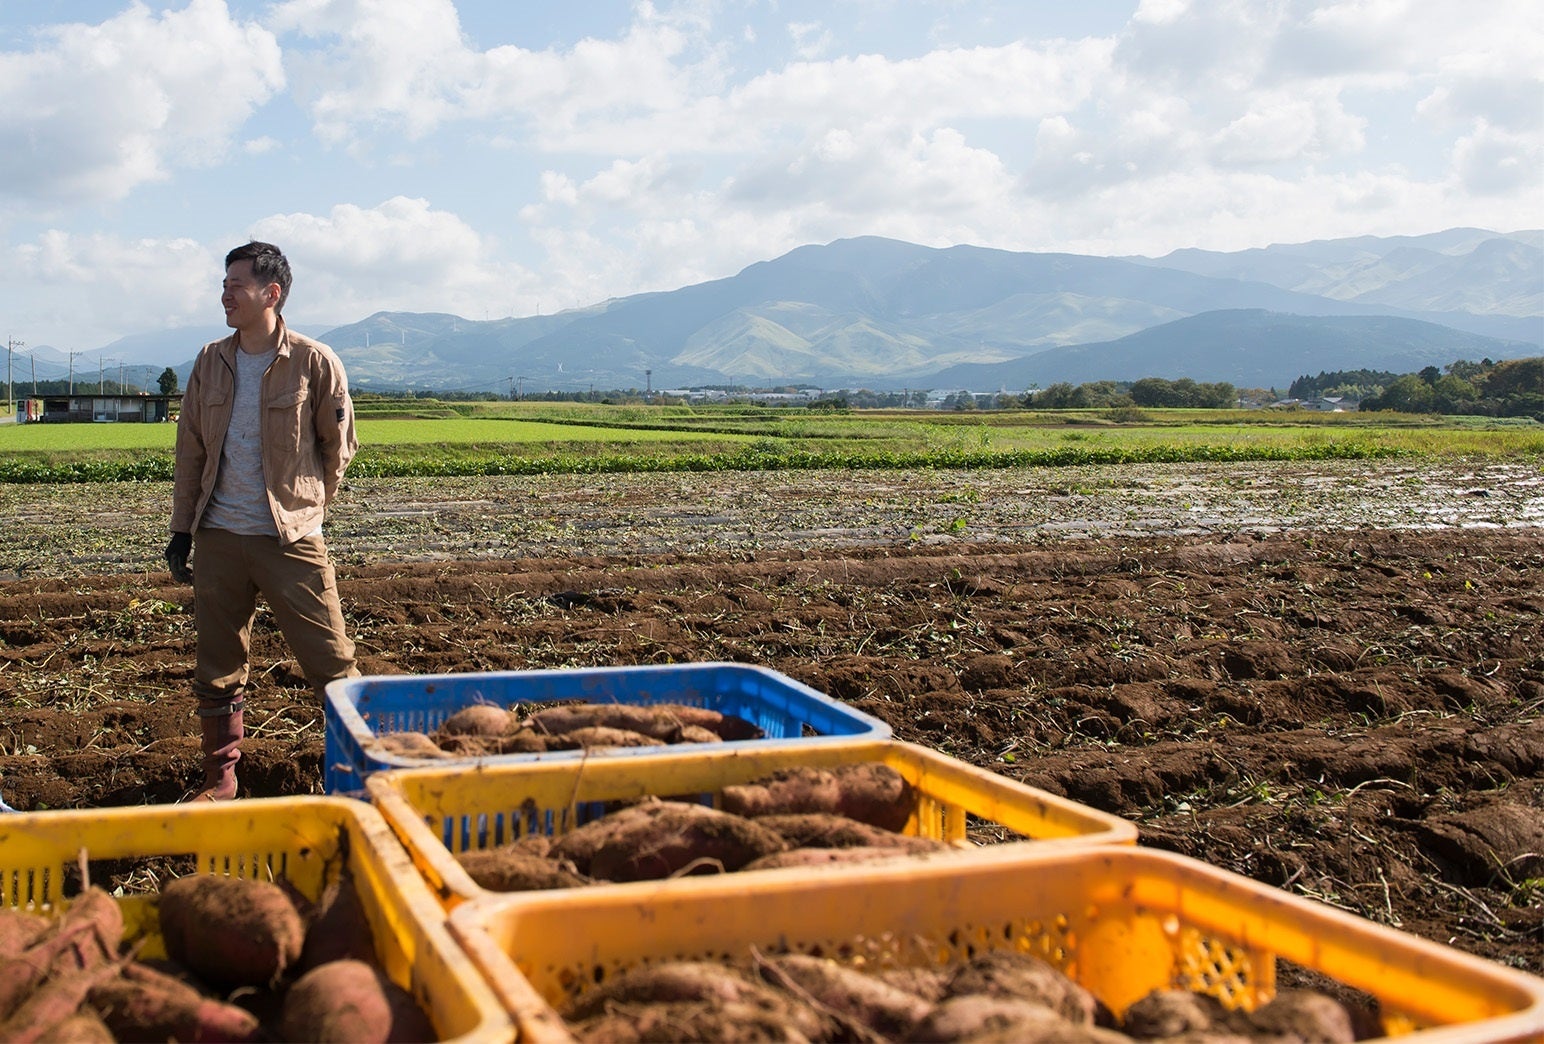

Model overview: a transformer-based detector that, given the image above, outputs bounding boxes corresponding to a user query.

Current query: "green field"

[1,403,1539,483]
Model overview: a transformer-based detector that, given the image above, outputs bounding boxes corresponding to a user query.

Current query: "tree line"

[1298,358,1542,419]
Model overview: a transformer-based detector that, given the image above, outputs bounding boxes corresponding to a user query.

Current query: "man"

[165,241,359,801]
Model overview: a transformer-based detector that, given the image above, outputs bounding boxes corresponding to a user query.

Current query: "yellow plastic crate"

[0,796,514,1044]
[367,739,1138,909]
[449,845,1544,1044]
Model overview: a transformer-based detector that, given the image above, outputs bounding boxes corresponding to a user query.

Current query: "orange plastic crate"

[367,739,1138,909]
[0,796,514,1043]
[450,845,1544,1043]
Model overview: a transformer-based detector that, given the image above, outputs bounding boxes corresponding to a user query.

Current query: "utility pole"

[5,337,22,421]
[68,351,79,394]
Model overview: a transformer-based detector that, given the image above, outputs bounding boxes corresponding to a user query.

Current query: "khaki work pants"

[191,527,358,702]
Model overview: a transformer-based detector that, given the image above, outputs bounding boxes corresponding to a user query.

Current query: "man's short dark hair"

[225,241,292,313]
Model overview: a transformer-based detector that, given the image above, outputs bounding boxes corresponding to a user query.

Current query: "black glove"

[164,532,193,584]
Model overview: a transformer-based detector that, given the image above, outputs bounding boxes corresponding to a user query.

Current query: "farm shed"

[26,393,180,423]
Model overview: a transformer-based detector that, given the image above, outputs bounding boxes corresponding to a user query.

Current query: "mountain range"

[21,227,1544,395]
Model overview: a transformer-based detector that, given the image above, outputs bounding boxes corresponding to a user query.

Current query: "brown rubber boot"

[189,697,244,801]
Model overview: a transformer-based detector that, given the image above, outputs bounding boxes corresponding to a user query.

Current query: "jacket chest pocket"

[200,390,229,435]
[266,385,309,452]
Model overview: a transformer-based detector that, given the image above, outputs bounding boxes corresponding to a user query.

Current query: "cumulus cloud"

[247,196,538,322]
[270,0,472,142]
[1449,120,1543,196]
[271,0,710,146]
[1210,89,1366,166]
[0,0,282,205]
[12,231,218,345]
[788,21,832,60]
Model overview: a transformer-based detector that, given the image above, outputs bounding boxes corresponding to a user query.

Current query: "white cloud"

[1210,89,1367,166]
[1449,120,1544,196]
[272,0,709,147]
[0,0,282,205]
[11,231,217,346]
[247,196,538,322]
[271,0,472,142]
[788,21,832,60]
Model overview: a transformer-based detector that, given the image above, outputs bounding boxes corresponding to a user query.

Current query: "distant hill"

[73,227,1543,394]
[926,310,1537,393]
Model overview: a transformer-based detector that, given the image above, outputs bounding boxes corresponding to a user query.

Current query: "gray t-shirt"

[202,347,279,536]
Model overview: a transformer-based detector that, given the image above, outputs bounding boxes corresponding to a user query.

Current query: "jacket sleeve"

[313,349,358,505]
[169,354,207,533]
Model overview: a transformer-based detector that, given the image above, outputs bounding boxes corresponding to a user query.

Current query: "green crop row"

[0,438,1417,484]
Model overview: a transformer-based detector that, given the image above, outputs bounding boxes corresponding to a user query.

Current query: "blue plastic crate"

[324,661,891,796]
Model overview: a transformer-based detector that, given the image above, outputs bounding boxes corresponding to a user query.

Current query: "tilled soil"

[0,461,1540,976]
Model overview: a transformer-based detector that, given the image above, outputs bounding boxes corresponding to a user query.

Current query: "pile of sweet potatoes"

[0,869,435,1043]
[455,762,950,891]
[372,700,764,759]
[557,947,1369,1042]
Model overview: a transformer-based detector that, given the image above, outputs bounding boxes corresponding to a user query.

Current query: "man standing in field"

[164,241,359,801]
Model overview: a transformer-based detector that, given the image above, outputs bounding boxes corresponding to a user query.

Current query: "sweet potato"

[41,1010,115,1043]
[569,1000,816,1043]
[655,704,763,741]
[1121,988,1233,1038]
[89,960,263,1042]
[498,728,550,753]
[278,958,435,1044]
[0,949,127,1044]
[521,703,662,738]
[544,726,667,751]
[372,732,452,759]
[433,703,514,740]
[741,845,926,872]
[756,952,932,1038]
[158,875,306,988]
[584,802,788,881]
[561,960,825,1039]
[944,950,1099,1026]
[756,812,945,852]
[54,887,125,965]
[721,763,914,831]
[456,847,591,892]
[522,703,763,743]
[436,731,547,756]
[0,887,123,1021]
[548,799,671,874]
[297,870,377,973]
[0,910,50,959]
[904,995,1094,1043]
[874,965,952,1003]
[1245,988,1356,1042]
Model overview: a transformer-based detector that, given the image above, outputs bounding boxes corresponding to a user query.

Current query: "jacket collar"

[227,316,291,359]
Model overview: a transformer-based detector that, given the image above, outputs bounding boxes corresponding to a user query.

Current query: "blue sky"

[1,0,1540,356]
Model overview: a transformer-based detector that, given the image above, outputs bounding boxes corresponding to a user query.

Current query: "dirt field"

[0,460,1540,977]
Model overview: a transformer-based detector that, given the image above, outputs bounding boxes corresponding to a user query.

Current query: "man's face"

[222,260,277,329]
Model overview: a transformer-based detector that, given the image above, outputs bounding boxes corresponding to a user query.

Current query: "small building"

[26,394,181,423]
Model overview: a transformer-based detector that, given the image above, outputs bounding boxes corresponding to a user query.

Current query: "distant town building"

[20,393,181,423]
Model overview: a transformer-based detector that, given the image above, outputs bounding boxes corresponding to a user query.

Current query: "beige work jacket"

[170,321,358,545]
